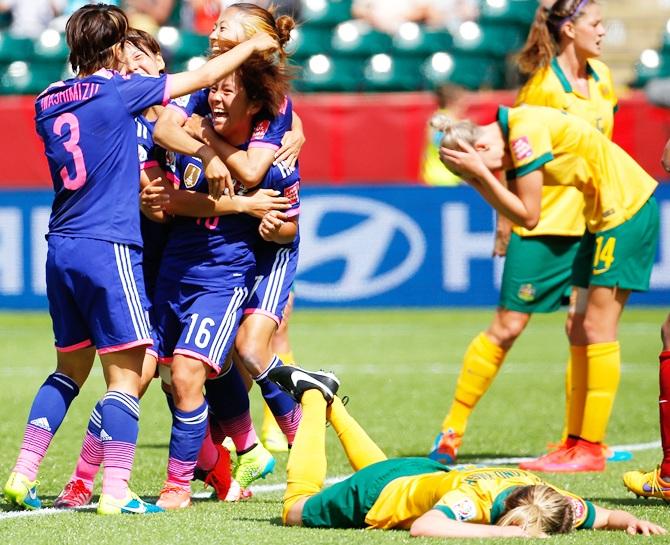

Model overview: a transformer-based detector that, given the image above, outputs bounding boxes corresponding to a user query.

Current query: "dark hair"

[65,4,129,75]
[126,28,161,57]
[517,0,595,75]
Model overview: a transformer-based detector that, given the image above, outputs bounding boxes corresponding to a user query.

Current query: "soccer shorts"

[572,196,659,291]
[499,233,582,313]
[301,458,449,529]
[46,236,153,354]
[153,277,252,375]
[244,244,298,324]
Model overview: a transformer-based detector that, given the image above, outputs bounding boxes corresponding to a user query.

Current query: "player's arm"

[592,505,666,535]
[662,137,670,174]
[185,115,276,189]
[154,108,234,201]
[140,167,170,223]
[258,212,297,244]
[274,111,305,168]
[141,178,289,219]
[440,139,542,229]
[167,33,277,99]
[409,510,529,539]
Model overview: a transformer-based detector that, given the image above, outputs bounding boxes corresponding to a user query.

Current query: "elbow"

[409,520,429,538]
[238,168,264,188]
[522,218,539,230]
[153,122,168,148]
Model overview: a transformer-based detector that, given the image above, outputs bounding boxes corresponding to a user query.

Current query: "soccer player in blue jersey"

[146,59,301,507]
[52,27,290,509]
[3,4,277,515]
[154,0,305,463]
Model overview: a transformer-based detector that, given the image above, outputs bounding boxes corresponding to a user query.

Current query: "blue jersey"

[161,142,301,287]
[167,91,294,152]
[136,115,171,299]
[35,69,170,247]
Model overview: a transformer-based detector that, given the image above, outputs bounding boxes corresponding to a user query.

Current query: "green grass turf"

[1,308,669,544]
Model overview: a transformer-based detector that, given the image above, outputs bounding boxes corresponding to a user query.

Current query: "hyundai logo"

[295,195,426,301]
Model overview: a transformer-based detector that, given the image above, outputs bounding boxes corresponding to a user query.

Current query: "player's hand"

[274,130,305,168]
[249,31,278,53]
[140,177,170,211]
[259,210,288,241]
[200,149,234,200]
[240,189,290,219]
[625,519,667,536]
[185,114,214,144]
[439,138,488,181]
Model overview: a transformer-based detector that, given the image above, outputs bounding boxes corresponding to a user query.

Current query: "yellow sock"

[580,341,621,443]
[441,332,506,435]
[560,355,572,442]
[278,351,296,366]
[283,390,327,522]
[261,402,281,435]
[327,396,386,471]
[566,345,587,438]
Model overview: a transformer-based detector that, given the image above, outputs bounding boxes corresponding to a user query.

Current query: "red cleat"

[522,440,605,473]
[53,479,93,508]
[204,445,233,501]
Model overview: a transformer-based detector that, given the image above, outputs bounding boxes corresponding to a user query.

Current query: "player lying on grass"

[268,365,665,537]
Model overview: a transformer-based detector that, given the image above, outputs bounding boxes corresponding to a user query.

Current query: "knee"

[235,337,265,376]
[488,314,529,349]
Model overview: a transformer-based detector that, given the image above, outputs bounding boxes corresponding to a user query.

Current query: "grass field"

[1,308,670,544]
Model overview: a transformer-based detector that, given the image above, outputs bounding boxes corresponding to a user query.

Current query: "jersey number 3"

[53,113,87,190]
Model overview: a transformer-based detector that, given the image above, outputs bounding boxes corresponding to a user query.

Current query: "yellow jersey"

[364,466,595,530]
[500,105,657,233]
[512,58,618,236]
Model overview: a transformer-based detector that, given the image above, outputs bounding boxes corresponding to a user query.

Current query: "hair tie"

[557,0,589,28]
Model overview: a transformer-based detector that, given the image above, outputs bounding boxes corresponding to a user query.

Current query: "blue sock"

[205,365,249,420]
[254,356,296,417]
[14,372,79,480]
[87,399,103,438]
[100,391,140,499]
[27,371,80,434]
[167,401,209,487]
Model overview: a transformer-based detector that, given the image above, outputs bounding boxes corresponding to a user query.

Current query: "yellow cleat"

[623,467,670,502]
[4,472,41,510]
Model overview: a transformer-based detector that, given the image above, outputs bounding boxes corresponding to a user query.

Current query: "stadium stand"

[2,0,668,93]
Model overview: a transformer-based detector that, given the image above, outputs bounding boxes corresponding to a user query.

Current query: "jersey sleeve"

[113,73,171,116]
[249,96,293,149]
[547,486,597,530]
[506,117,553,181]
[282,176,300,217]
[166,88,211,120]
[432,489,485,524]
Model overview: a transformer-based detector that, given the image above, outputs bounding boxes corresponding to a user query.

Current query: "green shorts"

[572,196,659,291]
[499,233,582,313]
[301,458,449,529]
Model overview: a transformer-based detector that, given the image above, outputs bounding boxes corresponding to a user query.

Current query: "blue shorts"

[244,244,298,324]
[153,277,252,375]
[46,236,153,354]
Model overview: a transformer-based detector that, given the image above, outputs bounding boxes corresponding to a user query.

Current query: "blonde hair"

[517,0,596,75]
[497,485,574,537]
[430,113,483,151]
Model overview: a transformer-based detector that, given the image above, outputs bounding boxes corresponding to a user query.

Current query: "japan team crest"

[511,136,533,161]
[183,163,202,188]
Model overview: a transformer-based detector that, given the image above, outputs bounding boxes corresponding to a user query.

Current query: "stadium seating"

[0,0,541,94]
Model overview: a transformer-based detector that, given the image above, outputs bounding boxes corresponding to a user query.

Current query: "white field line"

[0,439,662,521]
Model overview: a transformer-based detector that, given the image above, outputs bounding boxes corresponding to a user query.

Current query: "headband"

[558,0,589,28]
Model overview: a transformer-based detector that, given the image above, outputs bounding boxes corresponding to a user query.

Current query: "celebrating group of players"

[2,0,670,538]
